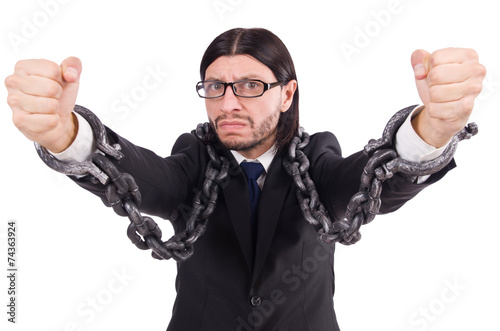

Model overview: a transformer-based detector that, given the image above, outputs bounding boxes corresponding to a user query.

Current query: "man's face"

[204,55,296,159]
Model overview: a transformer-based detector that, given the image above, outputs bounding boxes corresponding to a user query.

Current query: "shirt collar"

[230,145,276,173]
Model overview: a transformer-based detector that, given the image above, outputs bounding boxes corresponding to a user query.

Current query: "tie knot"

[240,162,265,180]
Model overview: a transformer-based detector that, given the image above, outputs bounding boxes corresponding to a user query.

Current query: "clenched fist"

[411,48,486,148]
[5,57,82,153]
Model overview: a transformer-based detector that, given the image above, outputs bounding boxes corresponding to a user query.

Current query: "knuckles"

[475,63,487,79]
[6,93,20,108]
[425,49,486,104]
[459,96,476,115]
[4,74,16,89]
[463,48,479,61]
[472,81,484,97]
[11,108,26,130]
[429,47,480,67]
[427,85,445,102]
[426,67,445,85]
[13,60,26,73]
[44,97,60,114]
[14,59,62,82]
[46,80,63,99]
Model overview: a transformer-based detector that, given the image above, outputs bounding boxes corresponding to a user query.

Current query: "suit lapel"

[221,154,254,272]
[220,151,293,277]
[251,154,293,285]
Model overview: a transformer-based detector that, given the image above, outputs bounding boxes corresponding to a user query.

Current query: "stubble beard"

[212,109,280,153]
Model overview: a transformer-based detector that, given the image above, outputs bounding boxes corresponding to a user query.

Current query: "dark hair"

[199,28,300,155]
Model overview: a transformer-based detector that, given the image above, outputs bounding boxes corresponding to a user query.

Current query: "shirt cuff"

[395,105,449,163]
[395,105,450,184]
[51,111,96,163]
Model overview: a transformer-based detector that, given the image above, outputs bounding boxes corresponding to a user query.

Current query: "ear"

[280,79,297,112]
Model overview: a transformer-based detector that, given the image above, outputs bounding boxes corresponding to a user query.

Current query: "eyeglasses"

[196,79,285,99]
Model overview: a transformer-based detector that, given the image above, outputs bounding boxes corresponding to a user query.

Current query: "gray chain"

[35,106,230,262]
[35,105,477,261]
[90,138,230,262]
[283,105,478,245]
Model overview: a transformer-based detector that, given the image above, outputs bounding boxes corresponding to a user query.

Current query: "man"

[5,28,485,330]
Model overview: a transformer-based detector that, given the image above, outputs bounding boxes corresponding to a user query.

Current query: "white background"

[1,0,499,330]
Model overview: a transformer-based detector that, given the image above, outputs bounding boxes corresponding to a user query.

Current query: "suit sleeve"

[71,127,209,221]
[308,131,456,223]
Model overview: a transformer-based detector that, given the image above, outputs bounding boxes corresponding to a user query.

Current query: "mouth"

[218,120,247,130]
[215,115,253,133]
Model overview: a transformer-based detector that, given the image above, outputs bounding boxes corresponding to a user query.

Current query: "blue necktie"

[240,161,265,236]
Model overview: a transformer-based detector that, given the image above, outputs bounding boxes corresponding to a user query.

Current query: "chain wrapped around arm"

[35,106,229,262]
[283,105,478,246]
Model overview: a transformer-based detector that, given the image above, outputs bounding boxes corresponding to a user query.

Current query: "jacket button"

[250,296,261,307]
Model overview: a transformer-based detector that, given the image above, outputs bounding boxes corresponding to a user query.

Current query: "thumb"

[411,49,430,80]
[58,56,82,115]
[60,56,82,83]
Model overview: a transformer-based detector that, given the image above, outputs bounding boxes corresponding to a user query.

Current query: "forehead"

[205,55,276,81]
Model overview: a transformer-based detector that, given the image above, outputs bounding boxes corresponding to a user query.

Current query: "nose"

[219,85,242,114]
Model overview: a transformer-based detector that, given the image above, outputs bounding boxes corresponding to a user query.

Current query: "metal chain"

[35,106,230,262]
[35,105,477,261]
[283,105,478,245]
[90,134,231,262]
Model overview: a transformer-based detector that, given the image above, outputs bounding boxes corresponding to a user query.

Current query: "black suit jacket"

[74,115,454,331]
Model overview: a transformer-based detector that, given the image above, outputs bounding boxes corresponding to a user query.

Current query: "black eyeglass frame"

[196,79,286,99]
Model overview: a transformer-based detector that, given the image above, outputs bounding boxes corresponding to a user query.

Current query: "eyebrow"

[204,74,265,81]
